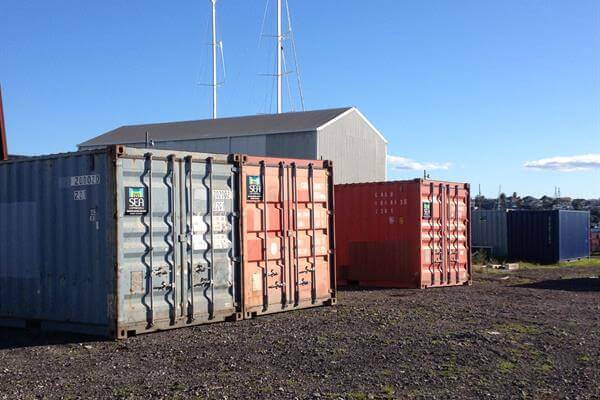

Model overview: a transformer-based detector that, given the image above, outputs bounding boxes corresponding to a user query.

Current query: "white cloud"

[524,154,600,172]
[387,155,450,171]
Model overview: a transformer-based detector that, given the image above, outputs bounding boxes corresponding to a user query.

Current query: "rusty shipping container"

[0,146,242,338]
[239,156,336,318]
[592,228,600,254]
[335,180,471,288]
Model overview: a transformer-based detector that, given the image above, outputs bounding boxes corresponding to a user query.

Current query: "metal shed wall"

[317,110,386,184]
[471,210,508,259]
[86,132,317,163]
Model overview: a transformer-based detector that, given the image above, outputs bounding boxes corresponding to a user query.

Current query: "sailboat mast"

[211,0,218,119]
[276,0,282,114]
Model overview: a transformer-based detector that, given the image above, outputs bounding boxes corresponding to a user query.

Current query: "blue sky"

[1,0,599,198]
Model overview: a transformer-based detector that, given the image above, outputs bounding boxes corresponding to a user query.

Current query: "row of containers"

[0,146,337,338]
[0,146,472,338]
[0,146,592,338]
[471,209,592,263]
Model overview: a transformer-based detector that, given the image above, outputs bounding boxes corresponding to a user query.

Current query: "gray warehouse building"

[79,107,387,184]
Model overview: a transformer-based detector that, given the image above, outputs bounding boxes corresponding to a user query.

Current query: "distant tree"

[498,193,507,211]
[572,199,587,210]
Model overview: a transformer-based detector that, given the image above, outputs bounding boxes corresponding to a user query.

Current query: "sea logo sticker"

[247,175,263,201]
[423,202,432,219]
[125,187,147,215]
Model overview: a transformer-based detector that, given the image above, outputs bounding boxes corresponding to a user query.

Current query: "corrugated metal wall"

[471,210,508,259]
[317,110,386,184]
[98,133,317,163]
[0,151,116,336]
[558,211,590,261]
[266,131,316,159]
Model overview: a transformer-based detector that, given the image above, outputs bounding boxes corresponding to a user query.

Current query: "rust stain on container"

[239,156,336,318]
[335,179,471,289]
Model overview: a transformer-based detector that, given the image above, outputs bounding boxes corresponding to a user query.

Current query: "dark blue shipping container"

[507,210,590,264]
[471,210,508,259]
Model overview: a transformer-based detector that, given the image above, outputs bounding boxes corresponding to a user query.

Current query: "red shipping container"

[591,229,600,253]
[335,179,471,288]
[239,156,336,318]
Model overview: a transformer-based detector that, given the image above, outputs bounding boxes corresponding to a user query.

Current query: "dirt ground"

[0,263,599,400]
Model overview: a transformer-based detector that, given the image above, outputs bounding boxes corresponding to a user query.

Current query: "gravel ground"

[0,264,598,400]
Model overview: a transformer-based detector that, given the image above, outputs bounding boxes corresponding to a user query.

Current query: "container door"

[117,152,237,337]
[289,163,332,308]
[118,154,181,333]
[241,159,333,317]
[241,161,288,316]
[445,184,469,285]
[182,156,237,323]
[422,182,470,287]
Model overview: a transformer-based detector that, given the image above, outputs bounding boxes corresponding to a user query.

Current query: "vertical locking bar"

[145,153,155,327]
[455,185,460,283]
[292,163,300,305]
[260,161,269,310]
[308,163,317,303]
[429,182,435,286]
[446,184,452,284]
[168,155,177,321]
[208,157,215,318]
[440,184,446,284]
[186,156,195,321]
[279,161,287,306]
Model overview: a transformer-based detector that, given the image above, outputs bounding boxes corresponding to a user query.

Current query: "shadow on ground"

[0,328,102,350]
[514,277,600,292]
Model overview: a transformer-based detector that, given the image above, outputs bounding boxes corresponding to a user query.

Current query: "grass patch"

[498,360,516,373]
[476,256,600,274]
[381,385,395,399]
[577,354,591,363]
[518,258,600,270]
[347,392,369,400]
[537,362,554,373]
[496,322,540,336]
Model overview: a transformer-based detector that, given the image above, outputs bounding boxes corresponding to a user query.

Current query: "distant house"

[79,107,387,184]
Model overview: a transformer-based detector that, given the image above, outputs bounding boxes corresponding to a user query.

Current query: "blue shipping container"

[471,210,508,259]
[507,210,590,264]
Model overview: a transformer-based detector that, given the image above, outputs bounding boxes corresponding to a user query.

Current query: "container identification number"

[70,175,101,187]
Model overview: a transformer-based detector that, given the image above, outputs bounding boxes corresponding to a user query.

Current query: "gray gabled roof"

[79,107,354,148]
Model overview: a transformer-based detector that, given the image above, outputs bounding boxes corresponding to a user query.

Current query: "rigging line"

[268,46,278,114]
[282,50,295,112]
[197,6,212,87]
[285,0,305,111]
[258,0,271,48]
[219,41,227,82]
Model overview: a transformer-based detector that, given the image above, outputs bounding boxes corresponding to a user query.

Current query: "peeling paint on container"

[335,180,471,288]
[0,146,240,338]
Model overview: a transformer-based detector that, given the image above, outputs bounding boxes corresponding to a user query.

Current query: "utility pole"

[211,0,218,119]
[276,0,283,113]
